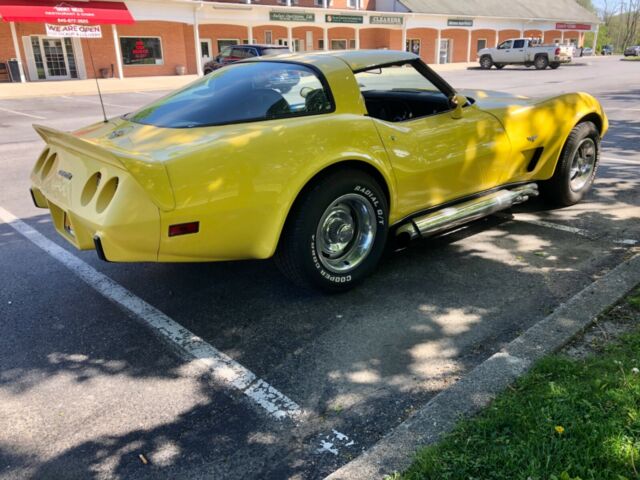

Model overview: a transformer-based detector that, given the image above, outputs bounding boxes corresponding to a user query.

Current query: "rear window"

[262,48,289,56]
[126,62,333,128]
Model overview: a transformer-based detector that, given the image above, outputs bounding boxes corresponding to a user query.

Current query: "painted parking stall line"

[495,212,638,246]
[0,106,46,120]
[0,206,302,421]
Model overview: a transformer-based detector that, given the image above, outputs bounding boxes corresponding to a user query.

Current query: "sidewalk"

[0,74,198,100]
[0,60,480,100]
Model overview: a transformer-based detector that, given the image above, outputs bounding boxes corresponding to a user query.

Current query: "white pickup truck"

[478,38,573,70]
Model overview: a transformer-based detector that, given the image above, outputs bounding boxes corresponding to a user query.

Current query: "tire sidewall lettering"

[310,234,352,284]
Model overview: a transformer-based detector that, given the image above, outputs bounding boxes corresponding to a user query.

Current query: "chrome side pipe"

[397,183,539,240]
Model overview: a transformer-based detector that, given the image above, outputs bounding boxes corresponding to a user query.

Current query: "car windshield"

[126,62,332,128]
[355,64,440,93]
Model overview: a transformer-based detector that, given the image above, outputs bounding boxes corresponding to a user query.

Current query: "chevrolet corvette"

[30,50,607,292]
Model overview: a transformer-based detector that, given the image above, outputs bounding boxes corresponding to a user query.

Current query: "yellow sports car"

[30,50,607,292]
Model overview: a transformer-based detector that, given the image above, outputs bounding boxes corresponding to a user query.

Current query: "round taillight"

[96,177,119,213]
[34,148,50,174]
[40,153,57,179]
[81,172,102,206]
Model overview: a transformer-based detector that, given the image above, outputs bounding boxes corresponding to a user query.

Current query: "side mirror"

[450,94,468,119]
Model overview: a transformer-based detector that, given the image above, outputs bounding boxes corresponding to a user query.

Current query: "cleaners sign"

[45,23,103,38]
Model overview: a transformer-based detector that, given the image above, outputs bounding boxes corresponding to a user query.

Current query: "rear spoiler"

[34,124,175,211]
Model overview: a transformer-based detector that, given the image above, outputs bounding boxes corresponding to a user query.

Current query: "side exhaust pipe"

[397,183,539,240]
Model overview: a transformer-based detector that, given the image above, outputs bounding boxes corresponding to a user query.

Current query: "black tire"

[495,63,505,69]
[549,62,560,69]
[540,121,600,207]
[534,55,549,69]
[480,55,493,69]
[275,169,388,293]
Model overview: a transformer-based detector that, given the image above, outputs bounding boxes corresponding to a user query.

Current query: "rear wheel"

[534,55,549,69]
[540,121,600,207]
[275,169,388,293]
[480,55,493,69]
[549,62,560,69]
[495,64,505,69]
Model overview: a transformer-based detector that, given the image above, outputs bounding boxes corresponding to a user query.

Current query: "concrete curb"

[326,253,640,480]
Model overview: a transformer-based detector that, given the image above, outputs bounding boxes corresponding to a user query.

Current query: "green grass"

[621,56,640,61]
[393,289,640,480]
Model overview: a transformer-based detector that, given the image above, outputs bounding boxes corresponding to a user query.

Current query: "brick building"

[0,0,599,83]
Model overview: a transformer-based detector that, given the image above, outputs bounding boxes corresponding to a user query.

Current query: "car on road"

[601,45,614,55]
[478,38,573,69]
[29,50,608,292]
[624,45,640,57]
[582,47,594,56]
[203,44,290,74]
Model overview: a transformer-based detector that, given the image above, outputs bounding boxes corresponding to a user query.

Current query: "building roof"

[398,0,600,24]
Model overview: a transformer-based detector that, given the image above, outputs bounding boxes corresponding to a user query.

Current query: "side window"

[245,48,259,58]
[127,62,333,128]
[513,39,525,48]
[498,41,512,49]
[230,47,245,58]
[219,47,232,59]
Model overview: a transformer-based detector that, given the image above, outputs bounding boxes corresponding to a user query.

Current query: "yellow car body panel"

[29,50,607,264]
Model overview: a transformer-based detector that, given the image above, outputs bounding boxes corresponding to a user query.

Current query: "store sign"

[556,23,591,30]
[269,11,315,22]
[132,40,150,59]
[447,18,473,27]
[325,14,363,24]
[0,0,134,25]
[370,15,403,25]
[45,23,102,38]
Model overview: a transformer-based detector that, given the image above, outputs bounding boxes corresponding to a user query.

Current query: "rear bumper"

[554,56,572,63]
[30,148,161,262]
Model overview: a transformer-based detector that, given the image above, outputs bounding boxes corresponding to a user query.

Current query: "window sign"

[326,14,363,24]
[120,37,163,65]
[447,19,473,27]
[370,15,403,25]
[270,11,315,22]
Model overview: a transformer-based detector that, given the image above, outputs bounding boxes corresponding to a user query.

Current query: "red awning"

[0,1,134,25]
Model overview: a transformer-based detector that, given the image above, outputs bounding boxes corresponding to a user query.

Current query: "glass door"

[200,39,212,65]
[41,38,70,80]
[439,39,451,64]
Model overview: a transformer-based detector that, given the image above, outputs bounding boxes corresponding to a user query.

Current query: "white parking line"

[601,156,640,165]
[60,95,132,109]
[0,206,302,421]
[496,212,638,245]
[0,106,46,120]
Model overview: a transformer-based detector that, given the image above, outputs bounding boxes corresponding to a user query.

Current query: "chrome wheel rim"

[570,137,597,191]
[315,193,377,274]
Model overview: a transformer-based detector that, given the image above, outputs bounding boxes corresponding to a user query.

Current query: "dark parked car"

[601,45,614,55]
[203,44,290,74]
[624,45,640,56]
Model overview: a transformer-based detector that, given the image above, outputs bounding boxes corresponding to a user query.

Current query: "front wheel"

[534,55,549,69]
[275,169,388,293]
[540,121,600,207]
[480,56,493,69]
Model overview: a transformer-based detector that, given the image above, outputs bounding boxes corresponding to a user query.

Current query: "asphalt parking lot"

[1,56,639,480]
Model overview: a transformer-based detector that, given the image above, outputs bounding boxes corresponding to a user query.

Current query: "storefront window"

[30,37,46,80]
[331,40,347,50]
[120,37,163,65]
[63,38,78,79]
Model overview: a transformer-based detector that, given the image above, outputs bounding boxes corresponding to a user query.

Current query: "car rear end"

[30,124,165,262]
[552,45,573,63]
[624,46,640,56]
